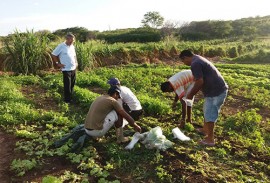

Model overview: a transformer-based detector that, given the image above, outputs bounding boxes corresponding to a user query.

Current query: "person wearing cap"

[161,70,195,128]
[107,78,143,121]
[51,33,78,103]
[179,50,228,146]
[84,86,141,143]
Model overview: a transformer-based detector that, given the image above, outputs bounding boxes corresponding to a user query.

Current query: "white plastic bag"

[172,127,191,141]
[125,126,173,151]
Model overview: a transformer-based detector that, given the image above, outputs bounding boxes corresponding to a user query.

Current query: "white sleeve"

[52,44,62,56]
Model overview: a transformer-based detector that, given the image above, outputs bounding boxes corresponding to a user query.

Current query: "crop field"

[0,63,270,182]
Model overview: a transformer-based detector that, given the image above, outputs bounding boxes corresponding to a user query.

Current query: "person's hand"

[133,123,141,133]
[56,63,65,69]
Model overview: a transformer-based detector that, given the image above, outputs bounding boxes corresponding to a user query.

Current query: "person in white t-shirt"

[107,78,143,121]
[161,70,195,128]
[51,33,78,103]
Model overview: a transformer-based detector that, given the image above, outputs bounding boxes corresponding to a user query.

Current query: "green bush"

[228,46,239,58]
[138,94,171,115]
[3,29,52,75]
[97,28,161,43]
[73,86,100,109]
[223,109,262,134]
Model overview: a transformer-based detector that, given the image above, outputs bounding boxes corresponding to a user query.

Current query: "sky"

[0,0,269,36]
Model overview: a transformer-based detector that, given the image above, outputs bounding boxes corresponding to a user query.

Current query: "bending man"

[161,70,195,128]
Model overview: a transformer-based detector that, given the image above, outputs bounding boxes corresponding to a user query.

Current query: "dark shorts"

[123,102,143,121]
[128,109,143,121]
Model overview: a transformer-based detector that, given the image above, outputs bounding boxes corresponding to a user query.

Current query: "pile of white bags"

[125,126,191,151]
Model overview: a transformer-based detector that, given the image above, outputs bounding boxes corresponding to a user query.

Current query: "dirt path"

[0,129,17,183]
[20,85,61,112]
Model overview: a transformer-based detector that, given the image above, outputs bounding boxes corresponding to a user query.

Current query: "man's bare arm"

[118,109,141,133]
[187,78,203,99]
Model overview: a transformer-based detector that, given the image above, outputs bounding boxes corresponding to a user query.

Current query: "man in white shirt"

[107,78,143,121]
[51,33,78,103]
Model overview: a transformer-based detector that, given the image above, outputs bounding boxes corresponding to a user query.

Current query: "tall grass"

[75,41,96,71]
[3,29,52,75]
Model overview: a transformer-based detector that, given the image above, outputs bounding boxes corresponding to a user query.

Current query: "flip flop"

[199,140,215,147]
[196,128,206,136]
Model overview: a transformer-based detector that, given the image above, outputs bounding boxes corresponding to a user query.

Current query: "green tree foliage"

[141,11,164,29]
[97,28,161,43]
[258,22,270,36]
[35,30,60,41]
[53,27,96,42]
[180,15,270,40]
[179,21,213,40]
[211,21,233,38]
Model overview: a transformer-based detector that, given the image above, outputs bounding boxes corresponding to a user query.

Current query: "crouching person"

[107,77,143,121]
[84,86,141,143]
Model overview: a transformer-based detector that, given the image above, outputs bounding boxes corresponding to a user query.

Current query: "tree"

[141,11,164,29]
[53,27,90,42]
[242,26,257,37]
[161,20,181,37]
[211,21,233,38]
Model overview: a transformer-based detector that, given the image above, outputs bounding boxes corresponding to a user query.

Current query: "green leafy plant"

[10,159,37,176]
[75,41,96,71]
[3,29,52,75]
[42,175,62,183]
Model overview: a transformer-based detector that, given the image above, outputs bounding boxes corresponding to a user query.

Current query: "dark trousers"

[62,70,76,102]
[129,109,143,121]
[123,102,143,121]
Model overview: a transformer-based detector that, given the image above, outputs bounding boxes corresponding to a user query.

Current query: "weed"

[10,159,37,176]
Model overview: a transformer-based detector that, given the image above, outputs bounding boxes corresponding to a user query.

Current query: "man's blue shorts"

[203,90,228,122]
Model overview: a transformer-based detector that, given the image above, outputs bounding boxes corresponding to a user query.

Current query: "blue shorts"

[203,90,228,122]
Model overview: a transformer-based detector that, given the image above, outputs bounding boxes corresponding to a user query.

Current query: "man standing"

[51,33,78,103]
[84,86,141,143]
[107,78,143,121]
[179,50,228,146]
[160,70,195,128]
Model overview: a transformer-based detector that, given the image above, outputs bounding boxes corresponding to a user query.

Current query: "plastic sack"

[172,127,191,141]
[141,126,173,151]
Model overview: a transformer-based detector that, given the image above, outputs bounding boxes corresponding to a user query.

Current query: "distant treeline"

[32,15,270,43]
[179,15,270,40]
[1,15,269,43]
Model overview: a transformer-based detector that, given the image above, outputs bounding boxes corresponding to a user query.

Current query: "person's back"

[120,86,142,111]
[85,95,122,130]
[107,77,143,121]
[168,70,194,98]
[191,55,228,97]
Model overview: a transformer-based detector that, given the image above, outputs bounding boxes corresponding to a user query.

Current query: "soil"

[20,85,61,112]
[0,130,18,183]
